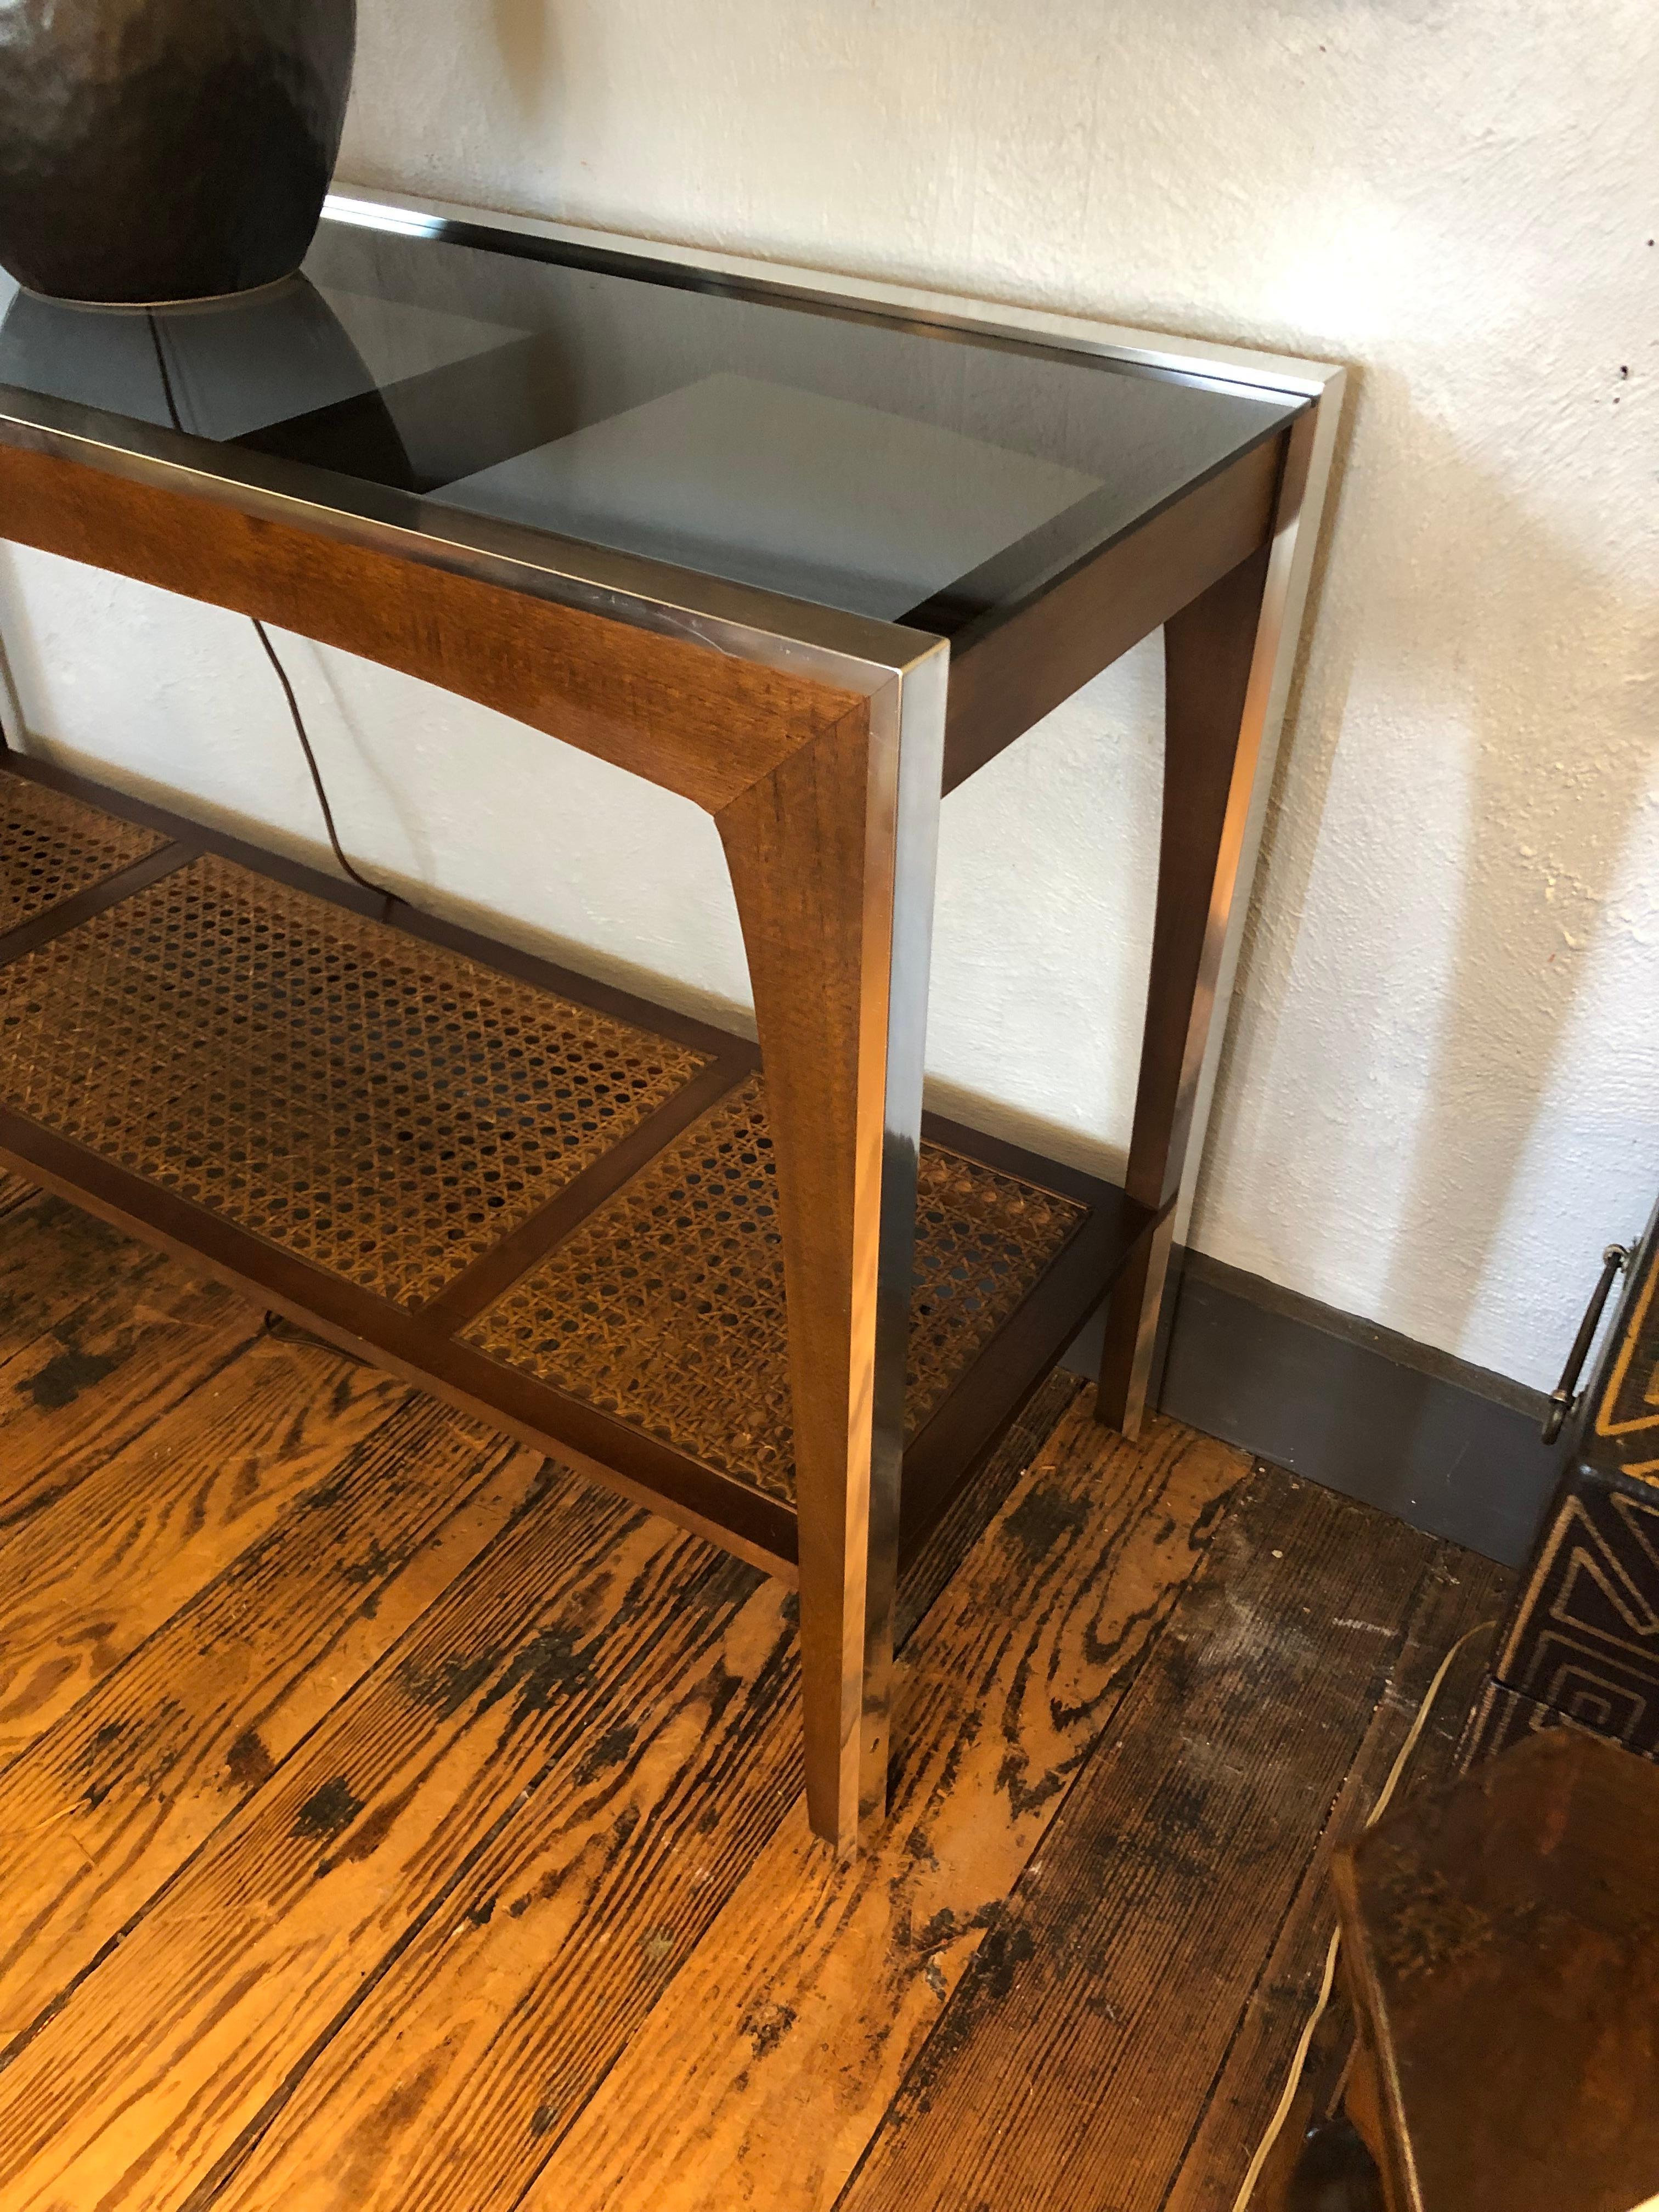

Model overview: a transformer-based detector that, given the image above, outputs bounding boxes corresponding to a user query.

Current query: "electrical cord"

[1227,1618,1498,2212]
[248,616,393,917]
[144,307,395,918]
[0,567,26,754]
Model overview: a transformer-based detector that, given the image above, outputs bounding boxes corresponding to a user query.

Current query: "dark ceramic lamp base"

[0,0,356,312]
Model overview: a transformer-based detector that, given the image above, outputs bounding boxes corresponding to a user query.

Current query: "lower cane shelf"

[0,754,1151,1579]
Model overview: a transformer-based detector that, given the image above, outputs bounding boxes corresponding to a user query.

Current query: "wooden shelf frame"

[0,753,1146,1587]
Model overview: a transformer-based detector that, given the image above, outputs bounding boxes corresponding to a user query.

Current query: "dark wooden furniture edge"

[1331,1730,1659,2212]
[422,1054,753,1330]
[0,413,1292,815]
[940,430,1290,794]
[0,837,202,967]
[0,432,874,819]
[900,1184,1152,1566]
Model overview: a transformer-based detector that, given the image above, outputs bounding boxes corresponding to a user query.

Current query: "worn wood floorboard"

[896,1370,1085,1646]
[0,1170,37,1219]
[1167,1580,1507,2212]
[217,1391,1237,2212]
[210,1565,794,2212]
[0,1193,1510,2212]
[0,1471,766,2208]
[201,1379,1080,2212]
[0,1258,261,1533]
[0,1187,160,1368]
[835,1469,1476,2212]
[535,1408,1248,2212]
[202,1375,1079,2212]
[0,1334,405,1763]
[0,1400,543,2046]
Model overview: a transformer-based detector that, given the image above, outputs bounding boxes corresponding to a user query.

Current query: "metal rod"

[1543,1242,1631,1446]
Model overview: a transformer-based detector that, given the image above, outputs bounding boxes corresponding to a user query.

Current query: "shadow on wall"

[490,0,555,128]
[1197,362,1658,1374]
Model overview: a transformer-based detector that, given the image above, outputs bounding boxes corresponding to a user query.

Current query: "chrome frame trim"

[0,386,928,697]
[324,183,1333,402]
[0,183,1338,694]
[767,622,945,1850]
[855,639,949,1832]
[1172,376,1346,1246]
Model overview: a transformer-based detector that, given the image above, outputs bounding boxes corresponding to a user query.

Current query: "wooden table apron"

[0,329,1319,1850]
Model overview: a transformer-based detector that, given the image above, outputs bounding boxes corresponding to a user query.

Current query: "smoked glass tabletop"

[0,207,1300,639]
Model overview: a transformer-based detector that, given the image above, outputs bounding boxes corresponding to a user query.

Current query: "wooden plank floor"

[0,1185,1511,2211]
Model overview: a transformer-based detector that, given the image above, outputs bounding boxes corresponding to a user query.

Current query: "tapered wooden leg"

[716,679,941,1852]
[1098,544,1273,1436]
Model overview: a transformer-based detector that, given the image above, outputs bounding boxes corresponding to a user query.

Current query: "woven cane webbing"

[0,778,164,935]
[465,1073,1086,1502]
[0,853,707,1306]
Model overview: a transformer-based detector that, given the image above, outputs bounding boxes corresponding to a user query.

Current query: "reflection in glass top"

[0,214,1299,636]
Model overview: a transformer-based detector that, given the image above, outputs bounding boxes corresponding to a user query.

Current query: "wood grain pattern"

[0,1092,806,1580]
[0,441,865,814]
[941,435,1285,794]
[717,700,889,1848]
[0,1467,743,2209]
[212,1568,796,2212]
[835,1469,1451,2212]
[0,1334,405,1763]
[0,1170,35,1218]
[210,1374,1084,2212]
[1098,543,1274,1434]
[0,743,1130,1781]
[894,1368,1083,1645]
[0,1194,1514,2212]
[1167,1575,1507,2212]
[533,1408,1249,2212]
[0,756,1121,1599]
[0,1184,161,1372]
[0,1257,262,1532]
[0,1402,541,2045]
[1127,546,1276,1220]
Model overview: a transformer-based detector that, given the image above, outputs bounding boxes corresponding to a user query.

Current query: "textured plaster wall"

[3,0,1654,1389]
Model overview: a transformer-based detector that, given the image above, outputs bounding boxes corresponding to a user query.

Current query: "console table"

[0,189,1342,1848]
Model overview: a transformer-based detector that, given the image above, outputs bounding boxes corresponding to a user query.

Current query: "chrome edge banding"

[856,636,949,1827]
[325,185,1336,402]
[324,184,1333,402]
[1172,377,1346,1246]
[0,389,928,702]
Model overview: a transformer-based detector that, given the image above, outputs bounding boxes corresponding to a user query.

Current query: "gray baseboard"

[1063,1251,1570,1568]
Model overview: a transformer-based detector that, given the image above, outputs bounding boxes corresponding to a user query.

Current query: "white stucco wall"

[3,0,1654,1390]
